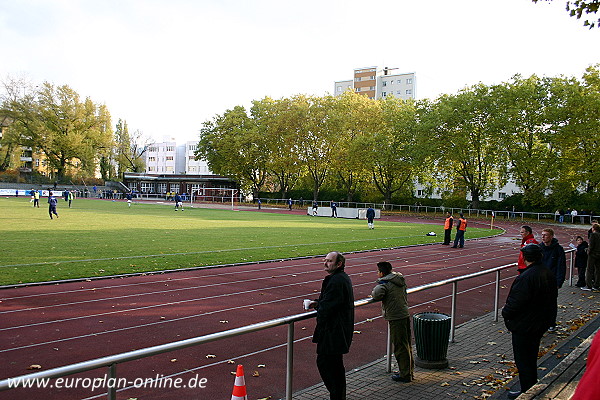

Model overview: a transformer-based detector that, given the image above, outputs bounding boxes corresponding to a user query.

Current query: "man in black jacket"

[308,251,355,400]
[502,244,558,399]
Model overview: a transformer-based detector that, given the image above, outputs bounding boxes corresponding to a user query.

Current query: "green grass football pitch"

[0,197,501,285]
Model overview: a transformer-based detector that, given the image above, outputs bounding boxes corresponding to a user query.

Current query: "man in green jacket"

[371,261,414,383]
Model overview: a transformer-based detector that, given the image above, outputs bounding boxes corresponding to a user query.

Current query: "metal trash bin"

[413,312,451,369]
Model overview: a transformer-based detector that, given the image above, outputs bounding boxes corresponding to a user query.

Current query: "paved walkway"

[292,287,599,400]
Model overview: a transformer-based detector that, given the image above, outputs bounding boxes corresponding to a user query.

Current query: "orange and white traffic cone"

[231,364,248,400]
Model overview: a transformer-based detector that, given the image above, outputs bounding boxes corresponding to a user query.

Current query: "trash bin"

[413,312,451,369]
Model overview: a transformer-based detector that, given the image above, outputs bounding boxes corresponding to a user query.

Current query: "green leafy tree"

[251,96,303,198]
[331,91,378,202]
[3,82,112,180]
[197,106,269,198]
[431,84,507,209]
[492,75,561,207]
[360,96,423,205]
[533,0,600,28]
[295,95,339,201]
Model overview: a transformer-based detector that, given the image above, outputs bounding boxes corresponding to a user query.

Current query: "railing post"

[386,322,392,373]
[494,270,501,322]
[285,322,294,400]
[450,282,457,343]
[569,251,575,287]
[108,363,116,400]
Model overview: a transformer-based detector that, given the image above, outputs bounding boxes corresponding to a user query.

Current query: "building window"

[166,156,174,161]
[189,166,196,172]
[397,79,402,84]
[355,77,361,82]
[148,147,157,152]
[166,146,175,152]
[498,192,507,199]
[382,92,387,97]
[406,78,413,84]
[166,166,174,172]
[148,157,156,162]
[417,189,423,196]
[35,159,39,167]
[356,87,361,92]
[189,155,195,160]
[397,91,402,95]
[382,81,387,87]
[337,86,342,92]
[148,166,155,171]
[188,144,197,151]
[141,182,153,192]
[158,183,167,193]
[406,89,412,95]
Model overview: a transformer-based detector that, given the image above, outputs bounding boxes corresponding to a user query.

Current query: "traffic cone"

[231,364,248,400]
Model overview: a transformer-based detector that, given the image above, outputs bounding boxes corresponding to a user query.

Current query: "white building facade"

[145,140,212,175]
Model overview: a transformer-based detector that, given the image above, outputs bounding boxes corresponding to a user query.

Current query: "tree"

[113,119,149,178]
[492,75,561,207]
[533,0,600,28]
[360,96,424,205]
[330,91,377,202]
[251,96,303,198]
[294,95,339,201]
[197,106,269,198]
[430,84,507,209]
[2,82,113,180]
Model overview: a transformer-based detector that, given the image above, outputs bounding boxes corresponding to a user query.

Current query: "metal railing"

[0,248,575,399]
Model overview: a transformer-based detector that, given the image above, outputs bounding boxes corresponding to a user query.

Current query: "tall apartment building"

[145,140,211,175]
[334,66,416,100]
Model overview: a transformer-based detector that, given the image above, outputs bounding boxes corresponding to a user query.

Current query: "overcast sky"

[1,0,599,143]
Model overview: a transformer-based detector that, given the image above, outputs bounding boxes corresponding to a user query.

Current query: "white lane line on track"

[0,241,514,302]
[0,244,514,318]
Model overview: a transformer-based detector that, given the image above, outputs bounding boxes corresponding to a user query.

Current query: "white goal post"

[190,187,238,210]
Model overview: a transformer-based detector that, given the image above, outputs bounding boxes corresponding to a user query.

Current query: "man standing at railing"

[371,261,414,383]
[583,223,600,292]
[539,228,566,332]
[442,211,453,245]
[502,244,558,399]
[451,213,467,248]
[517,226,538,274]
[307,251,354,400]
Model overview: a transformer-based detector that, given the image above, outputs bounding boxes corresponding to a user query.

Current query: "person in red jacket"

[571,331,600,400]
[442,212,453,245]
[517,225,538,273]
[451,213,467,248]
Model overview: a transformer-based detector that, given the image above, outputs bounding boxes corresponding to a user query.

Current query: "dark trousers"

[390,318,414,380]
[317,353,346,400]
[586,254,600,289]
[453,230,465,247]
[576,264,587,287]
[512,331,544,393]
[443,229,452,245]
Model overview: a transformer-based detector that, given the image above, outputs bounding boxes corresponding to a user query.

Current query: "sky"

[1,0,599,143]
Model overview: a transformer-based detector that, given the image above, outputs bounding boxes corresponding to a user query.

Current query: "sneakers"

[548,326,557,332]
[391,374,412,383]
[507,390,522,399]
[581,287,592,291]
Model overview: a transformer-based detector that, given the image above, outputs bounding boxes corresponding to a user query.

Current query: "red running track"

[0,214,583,400]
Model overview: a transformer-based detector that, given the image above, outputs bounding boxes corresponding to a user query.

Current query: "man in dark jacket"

[371,261,414,383]
[584,223,600,291]
[540,228,566,288]
[309,251,354,400]
[502,244,558,399]
[366,206,375,229]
